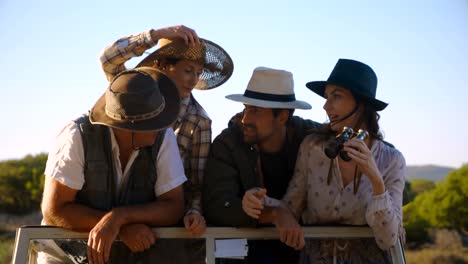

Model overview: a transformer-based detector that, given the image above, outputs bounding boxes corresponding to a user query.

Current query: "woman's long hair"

[354,94,383,140]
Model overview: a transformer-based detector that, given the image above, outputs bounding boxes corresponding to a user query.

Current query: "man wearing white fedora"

[203,67,321,263]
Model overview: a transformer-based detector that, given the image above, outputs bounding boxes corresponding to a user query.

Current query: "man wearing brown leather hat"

[39,68,188,264]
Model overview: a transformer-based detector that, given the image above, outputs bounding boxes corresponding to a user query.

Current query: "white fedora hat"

[226,67,311,109]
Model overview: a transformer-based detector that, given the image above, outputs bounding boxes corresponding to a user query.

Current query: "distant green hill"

[406,165,454,182]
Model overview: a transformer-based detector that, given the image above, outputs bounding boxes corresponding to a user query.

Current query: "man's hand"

[242,188,267,219]
[87,211,122,264]
[120,223,158,253]
[273,207,305,250]
[184,212,206,236]
[152,25,200,46]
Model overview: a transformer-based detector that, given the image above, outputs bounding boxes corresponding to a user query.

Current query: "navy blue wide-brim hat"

[306,59,388,111]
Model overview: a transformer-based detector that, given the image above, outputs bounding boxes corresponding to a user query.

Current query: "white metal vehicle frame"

[12,226,406,264]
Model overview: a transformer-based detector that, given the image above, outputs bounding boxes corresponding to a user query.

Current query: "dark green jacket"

[203,115,321,227]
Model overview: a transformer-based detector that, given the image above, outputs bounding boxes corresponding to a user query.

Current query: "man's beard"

[244,134,259,144]
[242,124,260,144]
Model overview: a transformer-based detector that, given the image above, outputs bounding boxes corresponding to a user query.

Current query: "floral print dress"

[282,134,406,264]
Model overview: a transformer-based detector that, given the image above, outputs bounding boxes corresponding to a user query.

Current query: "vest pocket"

[83,161,109,191]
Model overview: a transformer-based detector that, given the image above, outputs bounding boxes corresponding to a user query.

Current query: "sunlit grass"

[406,246,468,264]
[0,230,14,264]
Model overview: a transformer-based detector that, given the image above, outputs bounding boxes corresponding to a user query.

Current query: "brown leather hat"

[89,67,180,131]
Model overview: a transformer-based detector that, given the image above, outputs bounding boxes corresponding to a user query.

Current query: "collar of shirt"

[177,96,191,121]
[108,127,140,194]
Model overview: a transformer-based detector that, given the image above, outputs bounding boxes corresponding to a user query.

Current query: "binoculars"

[324,127,369,161]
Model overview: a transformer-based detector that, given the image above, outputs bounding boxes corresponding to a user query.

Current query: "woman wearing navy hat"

[243,59,406,264]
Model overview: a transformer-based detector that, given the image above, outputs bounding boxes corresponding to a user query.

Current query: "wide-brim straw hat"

[306,59,388,111]
[226,67,311,109]
[90,67,180,131]
[137,38,234,90]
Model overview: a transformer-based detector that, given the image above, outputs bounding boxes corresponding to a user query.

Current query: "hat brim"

[226,94,311,110]
[306,81,388,111]
[90,71,180,132]
[137,38,233,91]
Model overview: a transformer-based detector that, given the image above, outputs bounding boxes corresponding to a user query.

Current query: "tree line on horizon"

[0,153,466,247]
[0,153,46,214]
[403,165,467,247]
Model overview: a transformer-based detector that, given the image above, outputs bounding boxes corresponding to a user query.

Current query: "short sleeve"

[44,121,85,190]
[154,128,187,196]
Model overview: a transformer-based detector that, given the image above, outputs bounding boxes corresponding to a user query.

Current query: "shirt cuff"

[367,190,391,214]
[185,208,202,216]
[143,29,157,46]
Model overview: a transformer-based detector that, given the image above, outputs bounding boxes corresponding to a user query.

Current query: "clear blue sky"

[1,0,467,168]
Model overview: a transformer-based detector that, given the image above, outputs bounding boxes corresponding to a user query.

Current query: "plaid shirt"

[100,29,211,214]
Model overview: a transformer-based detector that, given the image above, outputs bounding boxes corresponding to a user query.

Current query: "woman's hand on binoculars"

[343,139,385,194]
[343,138,382,181]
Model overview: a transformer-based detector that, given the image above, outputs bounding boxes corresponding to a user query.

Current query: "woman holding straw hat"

[100,25,233,261]
[243,59,406,264]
